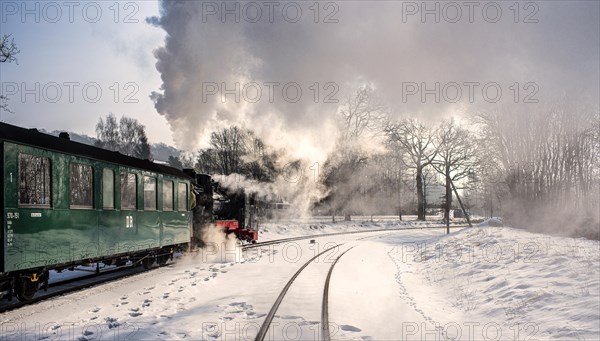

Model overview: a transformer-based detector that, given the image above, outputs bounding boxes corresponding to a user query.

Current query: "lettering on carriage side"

[7,212,19,219]
[6,218,14,247]
[31,212,42,218]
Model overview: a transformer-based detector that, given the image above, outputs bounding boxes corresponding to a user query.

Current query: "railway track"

[244,224,470,250]
[320,246,354,341]
[0,224,469,315]
[254,229,398,341]
[254,243,352,341]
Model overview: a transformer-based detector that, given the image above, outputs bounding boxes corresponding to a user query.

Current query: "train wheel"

[141,257,152,270]
[157,253,170,266]
[15,276,40,301]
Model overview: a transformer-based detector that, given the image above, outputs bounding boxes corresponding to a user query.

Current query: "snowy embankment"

[1,220,597,341]
[388,226,600,340]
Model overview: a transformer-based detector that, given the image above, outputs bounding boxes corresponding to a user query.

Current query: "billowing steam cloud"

[148,0,599,162]
[213,170,325,218]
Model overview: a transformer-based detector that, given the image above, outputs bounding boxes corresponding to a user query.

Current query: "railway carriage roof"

[0,122,191,179]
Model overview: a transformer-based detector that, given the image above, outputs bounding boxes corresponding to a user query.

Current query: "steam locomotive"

[186,171,259,244]
[0,122,257,301]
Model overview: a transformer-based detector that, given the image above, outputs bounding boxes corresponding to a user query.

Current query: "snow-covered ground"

[0,220,598,341]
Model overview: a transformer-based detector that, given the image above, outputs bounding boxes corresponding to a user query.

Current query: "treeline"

[319,86,599,239]
[473,104,599,238]
[95,113,152,160]
[94,88,599,239]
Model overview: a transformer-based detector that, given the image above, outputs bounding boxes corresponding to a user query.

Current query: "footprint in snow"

[89,307,101,313]
[341,325,362,332]
[220,270,228,273]
[163,293,170,299]
[298,320,319,326]
[104,317,120,329]
[129,310,143,317]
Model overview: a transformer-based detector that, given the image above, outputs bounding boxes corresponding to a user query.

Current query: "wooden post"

[450,181,472,228]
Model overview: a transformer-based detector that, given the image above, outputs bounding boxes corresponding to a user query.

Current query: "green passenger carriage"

[0,123,192,301]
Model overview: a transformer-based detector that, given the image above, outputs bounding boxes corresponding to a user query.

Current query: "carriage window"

[144,176,157,210]
[18,154,51,206]
[120,172,137,210]
[70,163,93,208]
[178,182,187,211]
[103,169,114,209]
[163,180,173,211]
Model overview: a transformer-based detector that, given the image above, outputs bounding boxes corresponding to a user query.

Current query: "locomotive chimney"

[59,132,71,140]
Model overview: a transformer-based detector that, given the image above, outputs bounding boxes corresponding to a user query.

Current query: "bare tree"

[195,126,279,181]
[119,116,152,159]
[95,114,120,152]
[386,119,437,220]
[0,34,19,63]
[431,119,477,232]
[338,85,389,140]
[1,34,20,113]
[473,102,599,237]
[95,113,152,160]
[209,126,248,175]
[322,85,389,221]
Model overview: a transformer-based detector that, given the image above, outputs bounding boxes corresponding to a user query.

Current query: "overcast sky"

[1,1,598,158]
